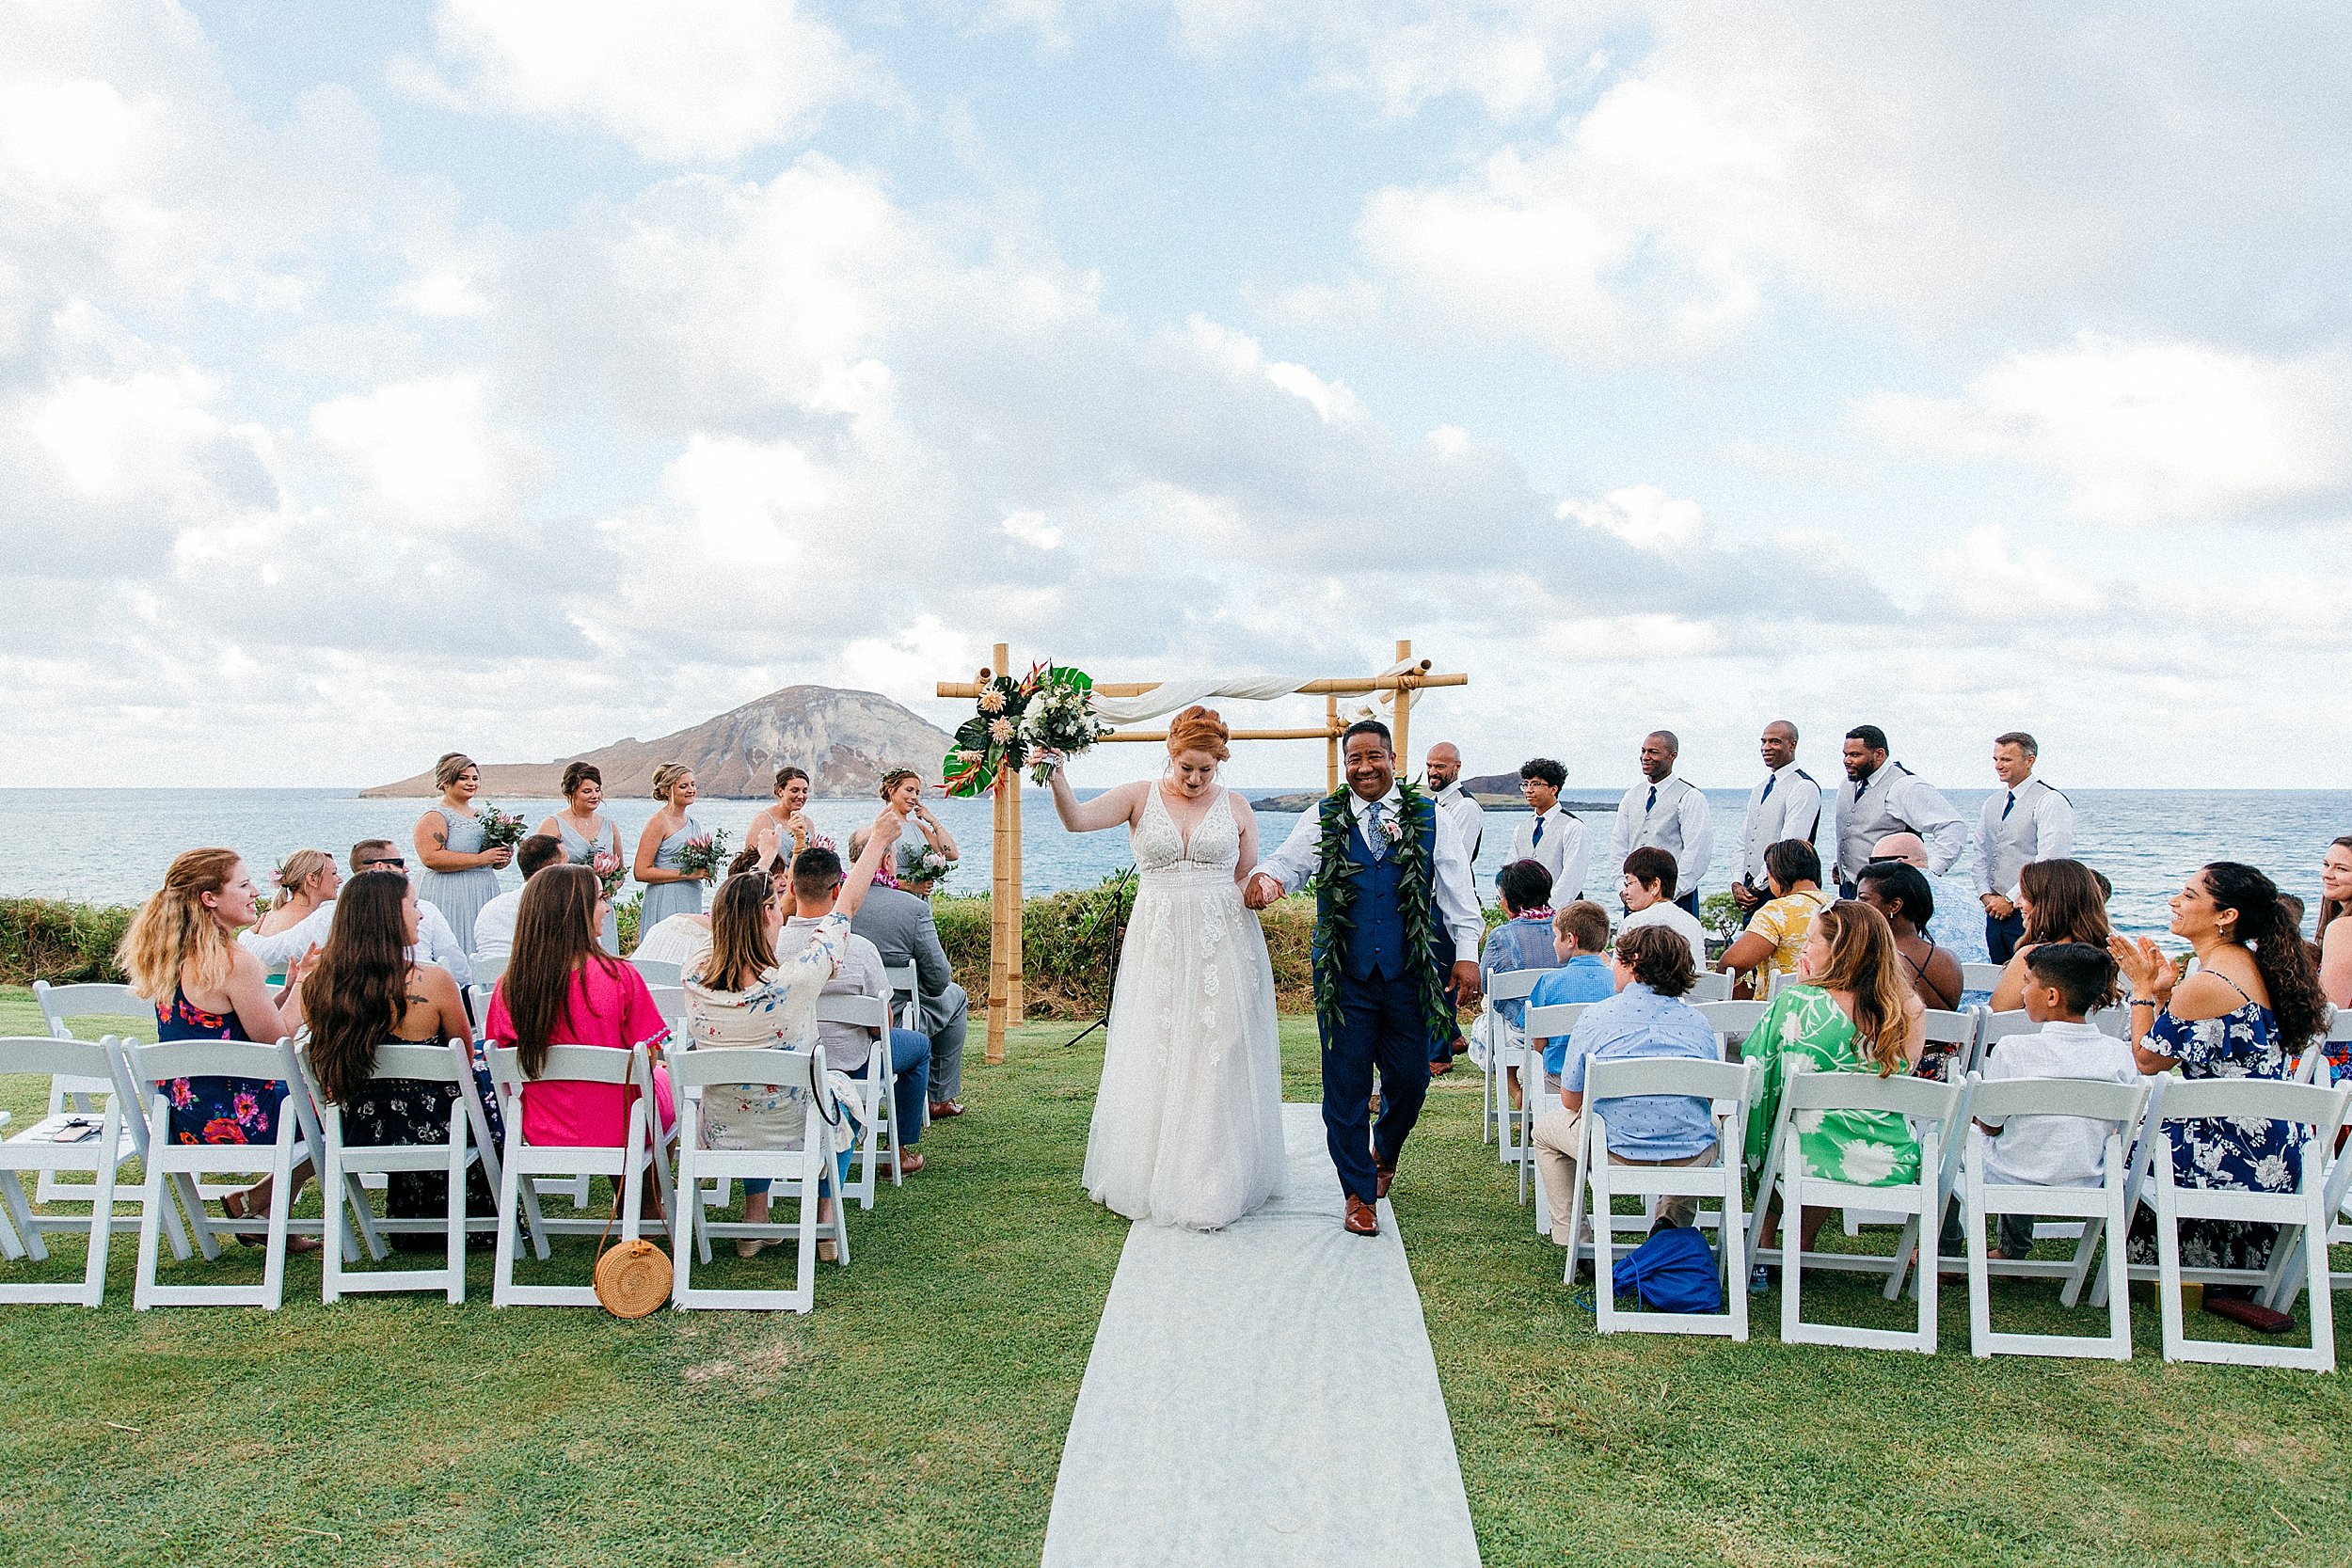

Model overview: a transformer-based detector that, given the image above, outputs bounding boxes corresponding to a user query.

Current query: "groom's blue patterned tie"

[1366,800,1388,861]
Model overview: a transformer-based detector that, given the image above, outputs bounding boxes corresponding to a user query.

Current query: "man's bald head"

[1424,741,1462,789]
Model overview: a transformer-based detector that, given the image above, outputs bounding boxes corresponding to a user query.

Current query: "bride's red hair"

[1166,705,1231,761]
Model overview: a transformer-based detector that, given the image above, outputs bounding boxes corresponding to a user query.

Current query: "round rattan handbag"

[592,1209,673,1319]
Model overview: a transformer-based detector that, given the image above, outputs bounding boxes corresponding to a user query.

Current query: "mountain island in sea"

[360,686,956,800]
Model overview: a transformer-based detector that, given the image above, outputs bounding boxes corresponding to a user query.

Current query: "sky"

[5,0,2350,792]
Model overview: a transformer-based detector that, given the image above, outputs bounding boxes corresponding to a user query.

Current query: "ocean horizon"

[5,784,2346,966]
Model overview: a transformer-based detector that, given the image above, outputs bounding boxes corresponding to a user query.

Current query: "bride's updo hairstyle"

[1166,705,1231,762]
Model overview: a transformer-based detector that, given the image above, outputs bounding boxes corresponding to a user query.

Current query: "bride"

[1041,705,1286,1229]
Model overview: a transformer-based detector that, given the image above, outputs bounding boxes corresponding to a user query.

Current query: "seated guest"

[2112,861,2328,1333]
[849,824,973,1119]
[1717,839,1831,990]
[471,833,565,964]
[117,848,309,1235]
[1988,859,2113,1012]
[682,816,900,1259]
[1744,902,1926,1275]
[1868,831,1931,870]
[1854,859,1963,1029]
[484,866,673,1218]
[292,869,499,1247]
[1478,859,1560,1027]
[778,844,930,1175]
[2322,835,2352,1010]
[1530,925,1723,1243]
[255,849,340,941]
[1617,847,1707,971]
[1971,942,2139,1260]
[1518,901,1616,1108]
[239,839,473,988]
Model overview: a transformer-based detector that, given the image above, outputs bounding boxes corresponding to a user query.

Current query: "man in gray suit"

[848,825,972,1117]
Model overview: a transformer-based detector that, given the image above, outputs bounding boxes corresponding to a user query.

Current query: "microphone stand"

[1065,866,1136,1049]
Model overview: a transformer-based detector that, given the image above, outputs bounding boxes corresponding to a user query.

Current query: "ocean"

[2,786,2344,965]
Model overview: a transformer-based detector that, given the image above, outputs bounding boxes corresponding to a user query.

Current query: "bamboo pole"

[986,642,1010,1065]
[1326,696,1340,792]
[1099,725,1345,743]
[1391,639,1414,769]
[933,665,1452,700]
[1009,773,1025,1023]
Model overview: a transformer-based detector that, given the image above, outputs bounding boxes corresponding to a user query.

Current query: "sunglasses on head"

[361,857,406,870]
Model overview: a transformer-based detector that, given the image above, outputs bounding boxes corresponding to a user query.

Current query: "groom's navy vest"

[1315,800,1445,984]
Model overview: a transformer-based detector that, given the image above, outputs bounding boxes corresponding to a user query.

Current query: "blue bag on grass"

[1610,1224,1722,1313]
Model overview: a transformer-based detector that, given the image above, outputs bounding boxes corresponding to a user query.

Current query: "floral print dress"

[2126,987,2298,1272]
[338,1048,506,1240]
[1742,983,1922,1189]
[158,988,282,1146]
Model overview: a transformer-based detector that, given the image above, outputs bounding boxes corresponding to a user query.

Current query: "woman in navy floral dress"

[2114,862,2329,1330]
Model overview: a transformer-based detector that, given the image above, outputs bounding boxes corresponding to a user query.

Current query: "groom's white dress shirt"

[1508,804,1586,900]
[1256,787,1485,958]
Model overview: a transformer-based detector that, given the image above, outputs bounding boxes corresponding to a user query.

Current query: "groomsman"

[1729,720,1821,919]
[1510,757,1586,899]
[1610,731,1711,916]
[1975,731,2074,963]
[1424,742,1485,863]
[1833,725,1967,894]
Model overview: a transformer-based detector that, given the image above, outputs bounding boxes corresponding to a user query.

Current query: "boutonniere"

[1376,812,1406,845]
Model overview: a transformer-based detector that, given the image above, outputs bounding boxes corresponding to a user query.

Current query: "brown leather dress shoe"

[1343,1196,1379,1235]
[929,1101,965,1118]
[1375,1163,1395,1200]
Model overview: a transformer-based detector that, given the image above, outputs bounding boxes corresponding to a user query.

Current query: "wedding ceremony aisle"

[1043,1103,1480,1567]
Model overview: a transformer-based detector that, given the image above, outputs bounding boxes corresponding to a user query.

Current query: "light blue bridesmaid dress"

[416,803,501,953]
[557,815,622,951]
[637,815,706,932]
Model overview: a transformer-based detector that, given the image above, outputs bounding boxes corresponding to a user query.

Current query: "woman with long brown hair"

[116,848,308,1231]
[291,870,492,1242]
[1988,859,2115,1011]
[1743,901,1927,1263]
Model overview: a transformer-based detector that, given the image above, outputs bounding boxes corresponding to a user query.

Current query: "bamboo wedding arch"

[936,641,1469,1062]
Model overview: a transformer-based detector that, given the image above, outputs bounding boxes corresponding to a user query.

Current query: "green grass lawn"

[2,986,2348,1567]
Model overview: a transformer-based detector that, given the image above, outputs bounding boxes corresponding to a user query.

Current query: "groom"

[1247,720,1485,1236]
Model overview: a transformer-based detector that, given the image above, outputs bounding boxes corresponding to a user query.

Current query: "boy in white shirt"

[1972,942,2140,1259]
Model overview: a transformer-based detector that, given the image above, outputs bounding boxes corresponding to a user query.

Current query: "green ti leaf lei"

[1307,780,1454,1043]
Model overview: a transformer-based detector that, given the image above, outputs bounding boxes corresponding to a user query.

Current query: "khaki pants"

[1532,1105,1717,1246]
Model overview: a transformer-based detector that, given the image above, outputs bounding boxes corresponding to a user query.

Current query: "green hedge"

[1,897,135,986]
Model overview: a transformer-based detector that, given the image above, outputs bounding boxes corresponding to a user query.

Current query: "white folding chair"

[1517,1001,1589,1203]
[672,1044,850,1312]
[30,981,157,1210]
[129,1038,307,1309]
[630,957,683,988]
[646,985,689,1031]
[1573,1055,1756,1342]
[1962,1073,2147,1360]
[1842,1008,1979,1236]
[822,994,901,1210]
[1692,1001,1770,1061]
[305,1038,501,1304]
[1474,970,1547,1148]
[1961,961,2005,996]
[0,1037,134,1305]
[470,955,509,988]
[486,1043,675,1307]
[1754,1061,1967,1354]
[2147,1076,2348,1371]
[882,963,924,1033]
[1684,971,1734,1004]
[1971,1008,2041,1076]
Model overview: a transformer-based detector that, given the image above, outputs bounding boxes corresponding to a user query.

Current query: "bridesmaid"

[539,761,624,951]
[635,762,709,932]
[881,767,959,872]
[752,765,824,873]
[414,752,511,954]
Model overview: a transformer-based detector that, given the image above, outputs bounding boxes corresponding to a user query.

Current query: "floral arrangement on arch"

[943,662,1110,797]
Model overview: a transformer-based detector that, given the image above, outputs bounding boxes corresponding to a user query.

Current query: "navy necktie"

[1532,816,1545,847]
[2002,790,2015,820]
[1759,775,1775,804]
[1645,784,1658,814]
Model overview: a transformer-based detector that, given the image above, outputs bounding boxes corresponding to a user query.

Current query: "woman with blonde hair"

[253,849,340,940]
[634,762,708,932]
[1743,900,1926,1264]
[116,848,311,1233]
[414,752,511,952]
[1040,705,1286,1229]
[539,761,624,951]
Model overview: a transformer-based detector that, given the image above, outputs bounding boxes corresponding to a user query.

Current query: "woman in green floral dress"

[1745,901,1927,1256]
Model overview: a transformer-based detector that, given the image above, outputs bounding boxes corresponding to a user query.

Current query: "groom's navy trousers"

[1321,971,1435,1206]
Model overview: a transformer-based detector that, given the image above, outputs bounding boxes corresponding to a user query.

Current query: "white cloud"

[1859,336,2352,524]
[310,374,548,531]
[395,0,882,162]
[1928,526,2107,624]
[1559,484,1707,551]
[1000,508,1064,549]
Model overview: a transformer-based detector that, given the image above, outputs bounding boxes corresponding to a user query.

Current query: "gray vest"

[1630,773,1696,860]
[1837,762,1913,879]
[1984,777,2066,894]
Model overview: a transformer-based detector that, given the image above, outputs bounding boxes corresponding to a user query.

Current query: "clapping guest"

[636,763,709,929]
[1987,860,2113,1012]
[117,849,310,1236]
[255,850,340,942]
[881,768,959,869]
[2319,835,2352,1009]
[239,840,472,989]
[1511,758,1587,899]
[469,833,565,965]
[1610,731,1712,917]
[2111,862,2328,1333]
[752,766,824,872]
[777,842,930,1174]
[1717,839,1832,991]
[292,869,497,1245]
[413,753,512,954]
[539,762,624,951]
[1616,847,1707,972]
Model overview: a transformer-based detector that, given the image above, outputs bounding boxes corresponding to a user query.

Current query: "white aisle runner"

[1041,1103,1482,1567]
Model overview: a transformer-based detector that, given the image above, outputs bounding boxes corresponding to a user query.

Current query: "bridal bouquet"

[475,805,530,850]
[943,661,1107,796]
[898,843,952,886]
[674,829,731,880]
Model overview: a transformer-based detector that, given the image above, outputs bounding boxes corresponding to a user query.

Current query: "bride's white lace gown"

[1082,784,1286,1229]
